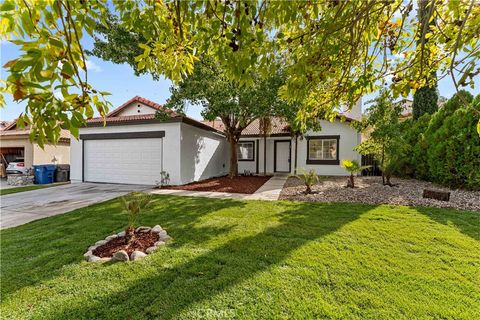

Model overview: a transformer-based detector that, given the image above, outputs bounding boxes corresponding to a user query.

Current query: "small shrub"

[291,169,319,194]
[341,160,370,188]
[120,193,154,243]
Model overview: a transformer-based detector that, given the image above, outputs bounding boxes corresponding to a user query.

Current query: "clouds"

[85,60,103,72]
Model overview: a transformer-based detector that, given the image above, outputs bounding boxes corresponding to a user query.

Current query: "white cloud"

[85,60,102,73]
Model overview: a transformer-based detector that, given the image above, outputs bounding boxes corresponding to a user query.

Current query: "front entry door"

[274,140,291,173]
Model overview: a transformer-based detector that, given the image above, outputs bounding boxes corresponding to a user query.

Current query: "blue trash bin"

[33,164,57,184]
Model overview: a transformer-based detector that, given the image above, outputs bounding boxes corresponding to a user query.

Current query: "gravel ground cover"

[280,176,480,211]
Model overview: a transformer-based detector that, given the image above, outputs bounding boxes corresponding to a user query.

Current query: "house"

[0,122,70,167]
[204,103,362,176]
[69,96,229,185]
[70,96,362,186]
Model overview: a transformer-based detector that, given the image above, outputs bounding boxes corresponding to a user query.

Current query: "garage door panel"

[84,138,162,185]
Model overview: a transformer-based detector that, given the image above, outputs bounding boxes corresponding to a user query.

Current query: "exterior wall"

[33,142,70,165]
[239,119,361,176]
[0,137,34,167]
[295,119,361,175]
[180,123,229,184]
[116,102,157,116]
[70,122,182,185]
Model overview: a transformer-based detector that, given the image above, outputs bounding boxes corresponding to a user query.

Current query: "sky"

[1,35,478,122]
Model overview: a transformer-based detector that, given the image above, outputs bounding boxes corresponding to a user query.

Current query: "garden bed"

[163,175,272,194]
[280,176,480,211]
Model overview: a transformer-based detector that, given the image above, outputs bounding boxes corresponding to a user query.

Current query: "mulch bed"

[164,175,272,194]
[93,231,159,258]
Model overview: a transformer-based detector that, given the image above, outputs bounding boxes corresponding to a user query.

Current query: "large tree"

[1,0,480,145]
[164,59,288,177]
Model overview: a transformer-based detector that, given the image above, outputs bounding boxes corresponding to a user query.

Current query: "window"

[306,136,339,164]
[238,141,255,161]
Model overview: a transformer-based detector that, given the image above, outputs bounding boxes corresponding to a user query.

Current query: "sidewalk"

[149,175,288,201]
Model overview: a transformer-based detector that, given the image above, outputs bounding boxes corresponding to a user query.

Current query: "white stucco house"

[70,96,362,186]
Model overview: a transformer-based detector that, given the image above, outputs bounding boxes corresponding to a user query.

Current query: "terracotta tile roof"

[106,96,178,117]
[87,113,159,124]
[202,115,355,136]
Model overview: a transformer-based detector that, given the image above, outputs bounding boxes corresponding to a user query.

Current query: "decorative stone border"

[84,225,171,263]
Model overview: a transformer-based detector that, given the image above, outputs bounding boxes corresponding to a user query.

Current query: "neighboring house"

[0,122,70,167]
[203,105,362,176]
[0,121,11,131]
[70,96,229,185]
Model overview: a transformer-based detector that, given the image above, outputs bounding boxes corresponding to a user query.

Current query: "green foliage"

[341,159,370,188]
[290,168,319,194]
[398,92,480,190]
[120,193,153,231]
[355,91,404,185]
[412,86,438,119]
[2,1,480,140]
[164,59,289,177]
[341,160,370,175]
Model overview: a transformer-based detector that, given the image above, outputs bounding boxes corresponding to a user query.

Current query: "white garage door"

[84,138,162,185]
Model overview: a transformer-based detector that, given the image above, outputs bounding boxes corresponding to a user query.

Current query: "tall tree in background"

[412,0,438,120]
[163,60,288,177]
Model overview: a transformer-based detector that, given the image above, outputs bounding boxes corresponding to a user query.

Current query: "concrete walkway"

[149,175,288,201]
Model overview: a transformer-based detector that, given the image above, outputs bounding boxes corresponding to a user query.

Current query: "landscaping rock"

[117,231,126,237]
[159,234,172,242]
[131,250,147,261]
[88,255,102,262]
[95,240,108,246]
[136,226,151,233]
[112,250,130,262]
[154,241,165,247]
[151,225,163,233]
[88,245,98,252]
[105,234,118,241]
[423,189,450,201]
[279,176,480,212]
[84,250,93,260]
[145,246,157,254]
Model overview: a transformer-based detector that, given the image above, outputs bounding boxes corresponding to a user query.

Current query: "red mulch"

[164,175,272,194]
[93,231,159,258]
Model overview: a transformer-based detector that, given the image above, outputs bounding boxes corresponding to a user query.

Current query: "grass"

[0,183,63,196]
[0,196,479,319]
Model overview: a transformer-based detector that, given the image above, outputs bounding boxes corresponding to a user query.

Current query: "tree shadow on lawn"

[414,206,480,241]
[47,201,373,319]
[0,195,246,299]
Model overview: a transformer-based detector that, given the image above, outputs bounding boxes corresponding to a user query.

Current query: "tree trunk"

[124,226,135,245]
[347,174,355,188]
[305,185,311,194]
[381,143,385,185]
[229,139,238,177]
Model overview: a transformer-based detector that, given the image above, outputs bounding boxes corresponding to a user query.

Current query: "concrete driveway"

[0,183,151,229]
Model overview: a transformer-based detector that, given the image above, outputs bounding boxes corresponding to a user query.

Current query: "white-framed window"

[238,141,255,161]
[307,136,339,164]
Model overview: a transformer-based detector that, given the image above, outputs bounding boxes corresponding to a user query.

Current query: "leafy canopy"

[1,0,480,143]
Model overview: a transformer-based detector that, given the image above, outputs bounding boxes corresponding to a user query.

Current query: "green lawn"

[0,183,62,196]
[1,196,479,319]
